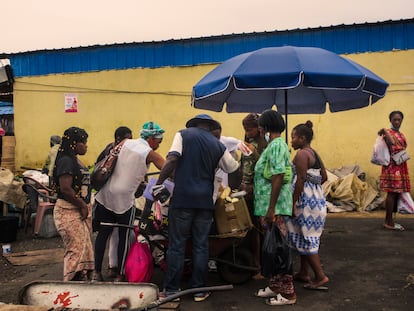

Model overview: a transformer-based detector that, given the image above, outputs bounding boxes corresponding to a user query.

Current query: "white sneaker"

[158,290,180,302]
[254,286,276,298]
[193,292,210,302]
[265,294,296,306]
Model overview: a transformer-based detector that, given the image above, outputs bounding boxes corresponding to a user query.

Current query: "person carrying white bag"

[371,136,390,166]
[377,111,411,231]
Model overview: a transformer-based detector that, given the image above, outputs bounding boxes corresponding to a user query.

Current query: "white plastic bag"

[371,136,390,166]
[22,170,50,185]
[397,192,414,214]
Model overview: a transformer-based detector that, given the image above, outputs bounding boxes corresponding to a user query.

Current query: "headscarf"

[140,121,165,139]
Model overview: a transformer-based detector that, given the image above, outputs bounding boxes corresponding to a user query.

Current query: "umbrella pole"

[284,90,288,143]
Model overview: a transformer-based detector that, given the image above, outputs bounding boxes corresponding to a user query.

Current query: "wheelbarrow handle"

[131,284,234,310]
[100,222,135,229]
[145,171,161,176]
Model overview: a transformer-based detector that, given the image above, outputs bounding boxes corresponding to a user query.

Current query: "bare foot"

[310,276,329,288]
[252,272,265,280]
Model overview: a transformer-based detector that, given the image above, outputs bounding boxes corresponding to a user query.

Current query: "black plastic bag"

[261,223,292,277]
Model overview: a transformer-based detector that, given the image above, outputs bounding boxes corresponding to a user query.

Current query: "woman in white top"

[92,122,165,282]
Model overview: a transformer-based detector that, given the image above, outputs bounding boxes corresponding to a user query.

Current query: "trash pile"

[323,165,384,213]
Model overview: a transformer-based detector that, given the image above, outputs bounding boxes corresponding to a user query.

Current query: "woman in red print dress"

[378,111,410,231]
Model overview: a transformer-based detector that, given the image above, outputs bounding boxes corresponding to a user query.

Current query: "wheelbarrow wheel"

[217,247,254,284]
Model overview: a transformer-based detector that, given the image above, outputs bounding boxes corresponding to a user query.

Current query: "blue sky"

[2,0,413,53]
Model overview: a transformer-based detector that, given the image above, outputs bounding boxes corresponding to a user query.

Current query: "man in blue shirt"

[154,114,239,302]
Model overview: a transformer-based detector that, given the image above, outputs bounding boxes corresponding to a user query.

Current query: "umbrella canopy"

[192,46,389,114]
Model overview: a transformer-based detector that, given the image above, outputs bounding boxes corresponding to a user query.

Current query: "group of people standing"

[50,115,239,303]
[240,110,328,306]
[49,108,409,306]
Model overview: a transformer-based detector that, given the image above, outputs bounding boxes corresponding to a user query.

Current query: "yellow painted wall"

[13,50,414,193]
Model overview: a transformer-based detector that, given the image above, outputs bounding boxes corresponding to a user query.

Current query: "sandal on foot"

[383,223,405,231]
[265,294,296,306]
[254,286,276,298]
[303,283,329,291]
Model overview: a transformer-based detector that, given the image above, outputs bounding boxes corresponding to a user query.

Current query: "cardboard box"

[214,197,253,235]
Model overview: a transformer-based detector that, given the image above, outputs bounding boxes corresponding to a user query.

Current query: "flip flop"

[303,283,329,291]
[383,223,405,231]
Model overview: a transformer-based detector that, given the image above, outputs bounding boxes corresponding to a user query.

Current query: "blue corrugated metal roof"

[4,19,414,78]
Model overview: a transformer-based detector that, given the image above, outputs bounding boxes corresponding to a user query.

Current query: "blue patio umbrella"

[191,46,389,136]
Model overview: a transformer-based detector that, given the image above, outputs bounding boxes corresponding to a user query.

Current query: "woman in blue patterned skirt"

[286,120,329,290]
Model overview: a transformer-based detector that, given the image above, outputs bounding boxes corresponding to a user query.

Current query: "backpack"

[90,139,126,191]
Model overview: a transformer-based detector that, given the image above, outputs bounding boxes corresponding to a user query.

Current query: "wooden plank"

[4,248,63,266]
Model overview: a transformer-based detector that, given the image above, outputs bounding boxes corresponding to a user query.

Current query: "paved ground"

[1,211,414,310]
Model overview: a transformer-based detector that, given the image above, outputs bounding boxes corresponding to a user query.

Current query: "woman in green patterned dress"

[253,110,296,306]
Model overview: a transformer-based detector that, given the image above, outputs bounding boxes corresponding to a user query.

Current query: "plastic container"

[0,216,19,243]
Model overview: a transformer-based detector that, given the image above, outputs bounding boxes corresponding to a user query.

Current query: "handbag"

[261,223,292,277]
[371,136,390,166]
[391,149,410,165]
[90,139,126,191]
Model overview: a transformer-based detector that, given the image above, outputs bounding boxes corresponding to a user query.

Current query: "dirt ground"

[1,211,414,310]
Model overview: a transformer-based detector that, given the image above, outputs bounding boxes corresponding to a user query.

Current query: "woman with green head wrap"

[140,121,165,151]
[92,121,165,282]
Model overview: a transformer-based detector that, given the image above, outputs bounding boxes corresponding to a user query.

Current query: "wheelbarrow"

[19,280,233,310]
[134,197,259,285]
[208,230,259,284]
